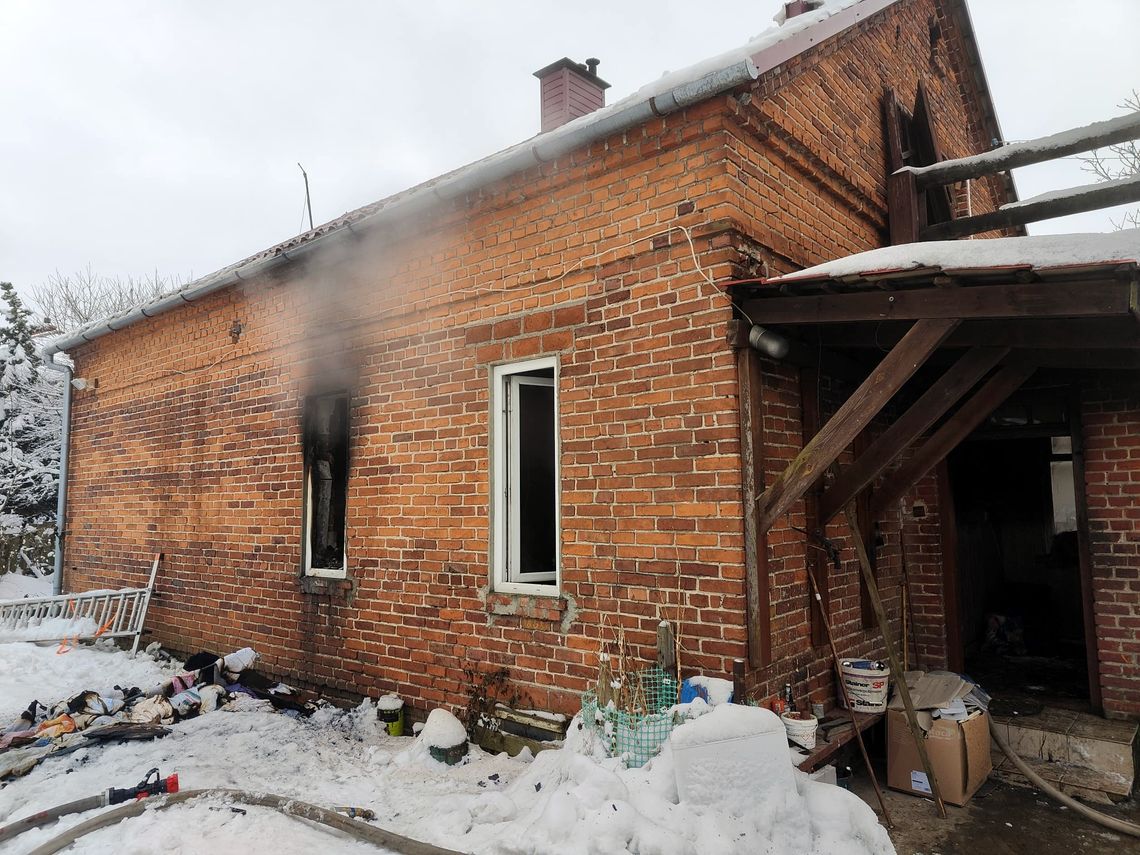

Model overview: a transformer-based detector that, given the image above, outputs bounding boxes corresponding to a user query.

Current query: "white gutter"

[40,0,899,363]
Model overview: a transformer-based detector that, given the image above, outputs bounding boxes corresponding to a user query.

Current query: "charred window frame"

[491,357,560,595]
[302,392,350,578]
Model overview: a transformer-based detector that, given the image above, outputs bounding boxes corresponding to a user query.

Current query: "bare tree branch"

[1080,91,1140,230]
[29,265,190,333]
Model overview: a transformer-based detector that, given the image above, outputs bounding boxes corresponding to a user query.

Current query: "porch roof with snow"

[736,226,1140,521]
[736,230,1140,329]
[762,229,1140,289]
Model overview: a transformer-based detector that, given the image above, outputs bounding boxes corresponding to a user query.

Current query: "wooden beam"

[855,430,876,629]
[1016,348,1140,370]
[743,281,1135,326]
[807,318,1140,350]
[800,367,828,648]
[936,461,964,674]
[921,176,1140,240]
[757,318,958,534]
[845,505,948,818]
[734,326,772,668]
[1069,387,1104,715]
[819,346,1008,523]
[870,361,1037,519]
[903,110,1140,188]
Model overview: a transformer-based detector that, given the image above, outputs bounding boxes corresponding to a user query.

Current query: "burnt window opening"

[303,392,350,576]
[492,358,559,593]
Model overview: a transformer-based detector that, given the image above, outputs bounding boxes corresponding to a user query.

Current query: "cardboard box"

[886,708,992,806]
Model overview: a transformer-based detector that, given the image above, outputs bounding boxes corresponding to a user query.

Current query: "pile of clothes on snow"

[1,647,312,780]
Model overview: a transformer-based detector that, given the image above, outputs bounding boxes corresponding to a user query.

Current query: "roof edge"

[43,0,903,361]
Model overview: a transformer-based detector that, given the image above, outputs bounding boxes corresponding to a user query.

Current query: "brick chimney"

[782,1,824,19]
[533,57,611,133]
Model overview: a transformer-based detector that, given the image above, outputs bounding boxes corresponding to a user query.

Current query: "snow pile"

[453,705,894,855]
[0,643,894,854]
[377,693,404,712]
[767,228,1140,282]
[394,707,469,769]
[0,642,179,724]
[420,708,466,749]
[0,572,51,601]
[0,616,98,644]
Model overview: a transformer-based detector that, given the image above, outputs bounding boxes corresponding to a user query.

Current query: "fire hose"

[0,767,178,845]
[0,768,464,855]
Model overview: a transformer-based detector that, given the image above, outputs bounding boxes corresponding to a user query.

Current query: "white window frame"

[491,356,561,595]
[303,483,348,579]
[302,393,349,579]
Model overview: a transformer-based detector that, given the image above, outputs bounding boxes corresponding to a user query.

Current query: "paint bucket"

[377,694,405,736]
[839,660,889,713]
[780,711,818,750]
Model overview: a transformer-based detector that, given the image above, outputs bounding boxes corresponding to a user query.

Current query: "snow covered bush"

[0,281,62,518]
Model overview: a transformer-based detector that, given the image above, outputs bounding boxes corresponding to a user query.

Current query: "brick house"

[45,0,1138,735]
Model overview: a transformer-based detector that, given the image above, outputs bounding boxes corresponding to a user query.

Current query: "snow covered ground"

[0,573,52,601]
[0,642,894,854]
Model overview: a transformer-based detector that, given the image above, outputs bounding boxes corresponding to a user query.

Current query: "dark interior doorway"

[948,434,1091,711]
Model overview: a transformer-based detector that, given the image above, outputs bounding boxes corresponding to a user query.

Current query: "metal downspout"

[41,357,72,596]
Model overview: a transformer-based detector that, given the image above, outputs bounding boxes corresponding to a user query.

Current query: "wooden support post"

[1069,386,1104,715]
[757,318,958,534]
[801,367,828,648]
[820,346,1008,524]
[871,361,1037,519]
[733,322,772,668]
[936,461,964,674]
[845,505,947,819]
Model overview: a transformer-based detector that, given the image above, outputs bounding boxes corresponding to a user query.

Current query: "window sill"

[300,574,357,601]
[487,592,566,623]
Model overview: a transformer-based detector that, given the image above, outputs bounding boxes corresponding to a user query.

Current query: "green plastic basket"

[581,667,681,768]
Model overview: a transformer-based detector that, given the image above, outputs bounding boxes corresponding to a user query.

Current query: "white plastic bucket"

[840,660,889,713]
[780,712,818,749]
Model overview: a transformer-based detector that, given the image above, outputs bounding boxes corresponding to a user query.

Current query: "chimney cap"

[533,56,611,89]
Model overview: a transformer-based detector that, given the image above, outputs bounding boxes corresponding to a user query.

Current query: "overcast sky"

[2,0,1137,304]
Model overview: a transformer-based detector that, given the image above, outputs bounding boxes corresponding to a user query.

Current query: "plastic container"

[377,694,405,736]
[780,711,818,749]
[839,660,889,714]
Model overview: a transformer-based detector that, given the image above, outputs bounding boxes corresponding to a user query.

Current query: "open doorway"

[948,431,1091,712]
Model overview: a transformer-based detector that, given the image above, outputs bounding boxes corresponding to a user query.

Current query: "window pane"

[1051,460,1077,534]
[516,381,555,578]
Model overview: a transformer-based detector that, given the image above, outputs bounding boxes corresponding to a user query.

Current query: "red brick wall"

[1081,381,1140,719]
[64,0,999,716]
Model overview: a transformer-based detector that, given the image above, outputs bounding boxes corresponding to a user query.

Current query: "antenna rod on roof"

[298,163,314,232]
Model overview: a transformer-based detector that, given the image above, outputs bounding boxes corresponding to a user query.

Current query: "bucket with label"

[839,660,889,713]
[780,711,818,750]
[377,694,405,736]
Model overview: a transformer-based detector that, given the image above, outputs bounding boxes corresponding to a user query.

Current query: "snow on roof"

[765,229,1140,284]
[48,0,903,356]
[1000,174,1140,212]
